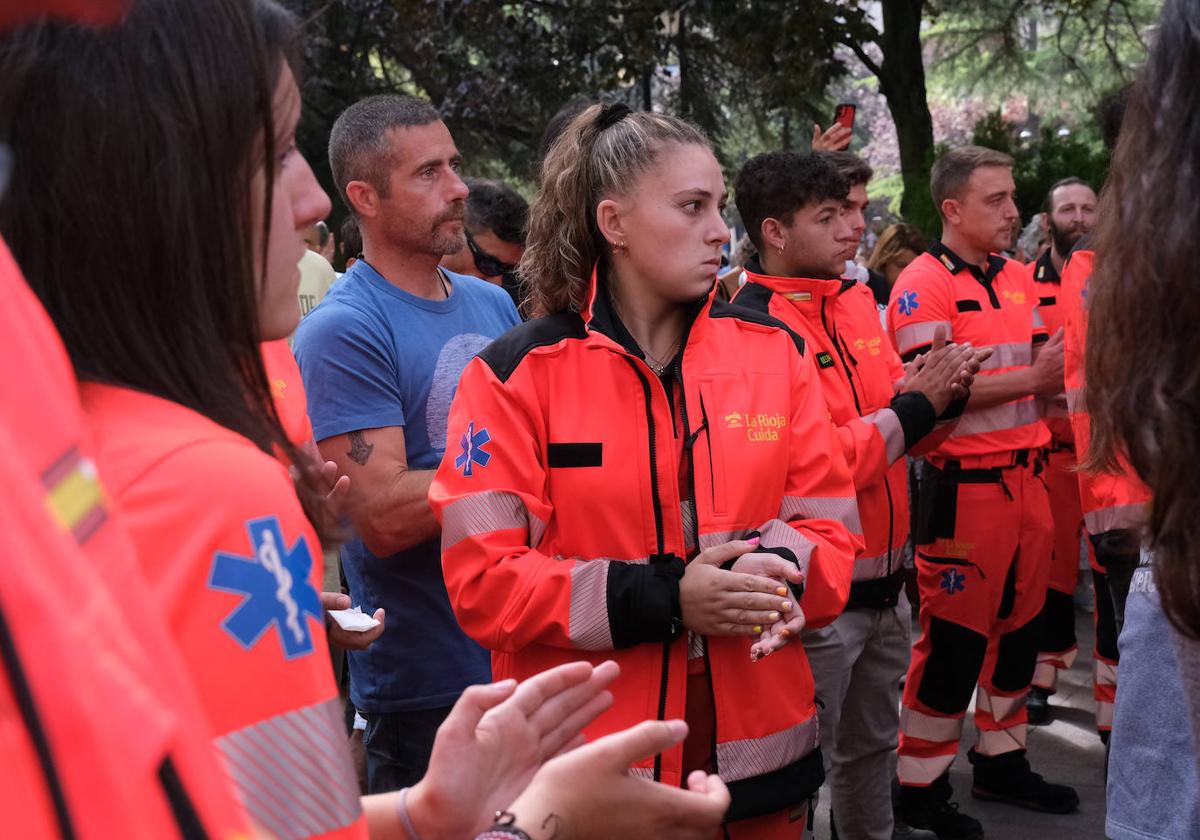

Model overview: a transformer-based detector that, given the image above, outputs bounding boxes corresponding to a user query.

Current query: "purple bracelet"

[395,787,422,840]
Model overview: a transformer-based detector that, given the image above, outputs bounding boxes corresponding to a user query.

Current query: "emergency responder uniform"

[0,239,248,840]
[81,381,367,839]
[888,242,1079,830]
[1025,252,1095,720]
[431,271,862,838]
[736,266,951,840]
[1061,242,1149,736]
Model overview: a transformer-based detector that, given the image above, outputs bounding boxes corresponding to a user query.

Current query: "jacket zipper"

[621,356,671,781]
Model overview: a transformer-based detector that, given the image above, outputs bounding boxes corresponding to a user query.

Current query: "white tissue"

[328,605,381,632]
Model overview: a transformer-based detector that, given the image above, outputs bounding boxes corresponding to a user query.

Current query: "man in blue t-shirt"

[293,94,519,794]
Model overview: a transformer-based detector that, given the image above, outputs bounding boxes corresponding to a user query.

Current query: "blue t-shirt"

[1106,550,1200,839]
[293,261,519,713]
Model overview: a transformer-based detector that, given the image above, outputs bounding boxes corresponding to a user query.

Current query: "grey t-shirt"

[1106,551,1200,839]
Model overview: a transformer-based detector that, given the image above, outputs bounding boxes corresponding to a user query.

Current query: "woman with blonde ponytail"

[432,102,863,836]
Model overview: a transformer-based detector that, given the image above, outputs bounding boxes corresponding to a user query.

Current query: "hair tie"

[595,102,632,131]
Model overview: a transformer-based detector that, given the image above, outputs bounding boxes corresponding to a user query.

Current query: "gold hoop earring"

[613,239,628,255]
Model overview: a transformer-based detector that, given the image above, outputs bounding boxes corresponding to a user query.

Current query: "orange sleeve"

[756,351,862,631]
[887,266,955,362]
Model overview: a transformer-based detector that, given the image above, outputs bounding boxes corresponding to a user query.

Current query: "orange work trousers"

[897,455,1052,787]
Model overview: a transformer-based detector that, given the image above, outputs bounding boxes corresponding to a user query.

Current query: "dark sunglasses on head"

[466,229,518,278]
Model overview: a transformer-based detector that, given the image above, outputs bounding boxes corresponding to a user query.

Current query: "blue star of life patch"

[939,568,966,596]
[898,289,920,316]
[208,516,323,659]
[455,421,492,477]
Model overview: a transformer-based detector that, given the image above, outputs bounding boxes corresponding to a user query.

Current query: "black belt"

[939,448,1040,483]
[845,569,906,611]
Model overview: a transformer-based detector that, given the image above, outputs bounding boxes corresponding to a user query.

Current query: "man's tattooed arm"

[347,430,374,466]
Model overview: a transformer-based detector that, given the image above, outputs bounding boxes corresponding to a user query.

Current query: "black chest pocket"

[955,299,983,312]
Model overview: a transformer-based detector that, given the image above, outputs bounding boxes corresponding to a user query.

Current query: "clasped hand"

[678,538,805,660]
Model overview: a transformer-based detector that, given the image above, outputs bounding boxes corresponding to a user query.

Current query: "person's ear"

[596,197,628,254]
[940,198,962,227]
[346,180,380,220]
[760,217,788,255]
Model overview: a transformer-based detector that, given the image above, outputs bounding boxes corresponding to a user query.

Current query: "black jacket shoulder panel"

[477,311,587,383]
[731,281,774,315]
[709,295,806,356]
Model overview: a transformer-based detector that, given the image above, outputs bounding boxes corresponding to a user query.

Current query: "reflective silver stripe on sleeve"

[894,321,952,355]
[978,341,1032,371]
[568,559,614,650]
[216,698,362,840]
[1032,308,1046,329]
[441,490,547,553]
[861,407,905,465]
[1083,503,1147,536]
[757,518,819,576]
[1065,386,1083,414]
[715,717,819,783]
[949,399,1041,438]
[698,530,749,551]
[779,495,863,535]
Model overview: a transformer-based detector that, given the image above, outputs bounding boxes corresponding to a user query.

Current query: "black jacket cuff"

[607,554,685,648]
[890,391,937,451]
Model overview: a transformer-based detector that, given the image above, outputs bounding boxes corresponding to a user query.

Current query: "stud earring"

[777,245,784,255]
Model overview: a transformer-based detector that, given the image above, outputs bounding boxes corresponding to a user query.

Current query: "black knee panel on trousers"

[1038,589,1077,653]
[917,616,988,714]
[1092,568,1120,661]
[992,615,1043,692]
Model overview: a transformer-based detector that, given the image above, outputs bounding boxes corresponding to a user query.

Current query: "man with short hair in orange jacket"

[1060,241,1148,737]
[732,151,983,840]
[888,146,1079,838]
[1023,178,1103,726]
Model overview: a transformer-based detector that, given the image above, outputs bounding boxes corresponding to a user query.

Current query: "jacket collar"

[743,259,852,316]
[580,262,713,361]
[929,240,1006,285]
[1033,249,1061,284]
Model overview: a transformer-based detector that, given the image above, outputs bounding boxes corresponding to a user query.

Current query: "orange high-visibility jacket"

[1060,246,1151,534]
[430,272,862,820]
[1027,253,1072,444]
[735,269,950,595]
[888,242,1050,462]
[81,383,366,840]
[0,239,247,840]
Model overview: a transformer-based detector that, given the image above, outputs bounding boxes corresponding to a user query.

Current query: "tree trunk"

[875,0,939,235]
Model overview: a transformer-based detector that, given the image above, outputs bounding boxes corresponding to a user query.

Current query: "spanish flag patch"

[42,446,108,545]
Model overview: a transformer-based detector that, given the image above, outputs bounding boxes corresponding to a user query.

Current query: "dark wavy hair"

[734,152,849,252]
[1084,0,1200,637]
[0,0,336,533]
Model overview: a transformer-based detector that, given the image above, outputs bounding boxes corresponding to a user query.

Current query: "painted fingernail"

[781,601,791,611]
[781,629,791,638]
[747,536,761,546]
[768,612,780,621]
[753,626,763,635]
[776,586,789,596]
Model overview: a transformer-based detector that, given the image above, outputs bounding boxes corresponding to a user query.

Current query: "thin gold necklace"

[643,336,681,375]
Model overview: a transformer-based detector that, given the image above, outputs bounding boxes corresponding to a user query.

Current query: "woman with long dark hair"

[431,103,862,836]
[0,3,743,838]
[1082,0,1200,827]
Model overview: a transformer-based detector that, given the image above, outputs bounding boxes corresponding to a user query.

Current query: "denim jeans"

[362,705,453,794]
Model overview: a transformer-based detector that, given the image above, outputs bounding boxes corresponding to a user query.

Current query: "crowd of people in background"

[3,1,1200,839]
